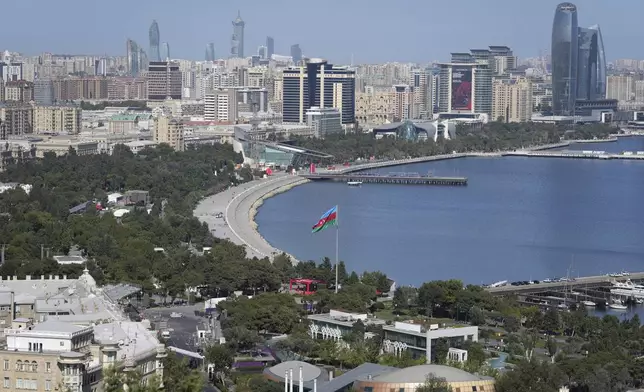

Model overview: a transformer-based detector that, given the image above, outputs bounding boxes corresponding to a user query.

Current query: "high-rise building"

[126,39,141,76]
[33,79,54,105]
[204,88,238,122]
[162,42,171,60]
[149,20,161,62]
[589,25,607,98]
[230,12,245,58]
[33,104,82,134]
[492,78,534,123]
[266,37,275,59]
[282,59,356,124]
[488,46,517,75]
[437,51,493,115]
[4,80,34,102]
[0,103,33,137]
[576,25,606,100]
[551,3,578,115]
[290,44,303,64]
[0,62,23,83]
[146,61,182,101]
[206,43,215,62]
[606,75,635,101]
[392,85,412,120]
[258,46,267,59]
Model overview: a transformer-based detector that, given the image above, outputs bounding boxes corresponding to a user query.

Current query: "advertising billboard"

[451,67,473,111]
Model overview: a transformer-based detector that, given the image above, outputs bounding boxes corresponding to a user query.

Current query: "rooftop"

[30,321,89,335]
[110,114,140,122]
[93,321,160,361]
[365,364,494,383]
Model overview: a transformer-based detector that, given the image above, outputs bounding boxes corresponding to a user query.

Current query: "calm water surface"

[255,136,644,286]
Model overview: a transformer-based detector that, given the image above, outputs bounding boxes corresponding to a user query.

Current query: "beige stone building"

[355,91,395,126]
[32,136,98,157]
[0,103,33,137]
[108,114,140,134]
[492,78,533,123]
[33,105,82,134]
[154,114,184,151]
[4,80,34,103]
[0,271,166,392]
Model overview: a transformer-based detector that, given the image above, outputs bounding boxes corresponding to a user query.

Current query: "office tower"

[392,85,412,120]
[206,43,215,61]
[590,25,606,98]
[149,20,161,62]
[162,42,171,60]
[437,51,493,115]
[282,59,356,124]
[551,3,578,115]
[577,25,606,100]
[34,79,54,105]
[266,36,275,59]
[230,11,245,58]
[492,78,534,122]
[258,46,267,59]
[290,44,303,64]
[204,88,238,122]
[576,27,598,101]
[147,61,182,101]
[126,39,140,76]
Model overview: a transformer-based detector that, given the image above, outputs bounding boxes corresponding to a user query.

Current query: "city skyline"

[2,0,644,63]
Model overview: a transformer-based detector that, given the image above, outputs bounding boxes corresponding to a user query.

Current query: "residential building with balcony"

[33,105,82,134]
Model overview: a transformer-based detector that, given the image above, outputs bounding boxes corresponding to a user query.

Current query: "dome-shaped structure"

[78,268,97,293]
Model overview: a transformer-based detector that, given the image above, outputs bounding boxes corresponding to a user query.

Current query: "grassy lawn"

[374,304,454,324]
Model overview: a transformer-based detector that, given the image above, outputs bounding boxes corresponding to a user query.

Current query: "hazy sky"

[4,0,644,64]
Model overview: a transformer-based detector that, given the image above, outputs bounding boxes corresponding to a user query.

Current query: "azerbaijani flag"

[312,206,338,233]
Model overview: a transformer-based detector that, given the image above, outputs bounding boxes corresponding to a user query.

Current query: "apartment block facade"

[33,105,82,134]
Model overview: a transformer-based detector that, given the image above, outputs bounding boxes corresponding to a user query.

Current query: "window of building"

[471,387,477,392]
[45,381,51,391]
[31,362,37,373]
[16,379,23,389]
[16,360,22,371]
[30,380,37,390]
[364,388,373,392]
[3,360,8,371]
[3,377,9,389]
[45,362,51,373]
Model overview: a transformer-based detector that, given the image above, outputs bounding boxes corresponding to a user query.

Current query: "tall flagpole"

[335,205,339,294]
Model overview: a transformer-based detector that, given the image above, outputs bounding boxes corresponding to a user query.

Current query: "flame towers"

[149,20,161,62]
[551,3,578,115]
[551,3,607,115]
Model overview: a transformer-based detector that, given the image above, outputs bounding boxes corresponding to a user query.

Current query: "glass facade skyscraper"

[551,2,578,115]
[590,25,607,98]
[230,12,245,58]
[577,27,598,101]
[149,20,161,62]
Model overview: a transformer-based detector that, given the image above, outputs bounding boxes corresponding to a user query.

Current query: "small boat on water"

[609,298,628,310]
[347,181,363,186]
[582,300,596,307]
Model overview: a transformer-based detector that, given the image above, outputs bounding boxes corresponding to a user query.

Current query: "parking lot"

[143,304,207,352]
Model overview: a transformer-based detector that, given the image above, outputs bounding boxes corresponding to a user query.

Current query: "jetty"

[506,150,644,160]
[302,172,468,186]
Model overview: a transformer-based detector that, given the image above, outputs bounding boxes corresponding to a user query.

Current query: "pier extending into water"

[506,150,644,160]
[302,172,468,186]
[486,273,644,309]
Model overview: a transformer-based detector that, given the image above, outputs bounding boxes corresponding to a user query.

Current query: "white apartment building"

[204,89,238,122]
[606,75,635,102]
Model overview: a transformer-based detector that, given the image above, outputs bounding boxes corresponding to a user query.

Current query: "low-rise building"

[153,114,184,151]
[307,311,478,363]
[108,114,140,134]
[0,270,163,392]
[306,107,343,138]
[32,136,98,157]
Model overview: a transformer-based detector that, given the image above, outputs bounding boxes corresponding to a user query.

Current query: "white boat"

[609,298,628,310]
[347,181,363,186]
[581,300,596,307]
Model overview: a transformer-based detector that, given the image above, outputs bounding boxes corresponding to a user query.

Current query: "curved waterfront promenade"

[194,174,307,260]
[192,139,613,263]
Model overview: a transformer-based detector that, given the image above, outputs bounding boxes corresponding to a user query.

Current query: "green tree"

[205,345,234,385]
[415,373,453,392]
[432,338,450,364]
[162,351,205,392]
